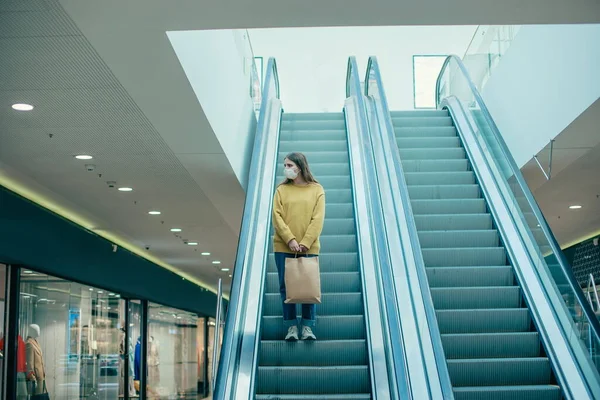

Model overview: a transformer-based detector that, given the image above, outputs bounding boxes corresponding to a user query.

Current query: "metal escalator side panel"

[345,57,399,400]
[365,57,454,400]
[213,58,283,400]
[444,96,599,400]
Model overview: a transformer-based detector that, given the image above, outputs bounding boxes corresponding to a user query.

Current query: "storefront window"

[18,270,125,399]
[146,303,199,399]
[0,264,7,396]
[128,300,142,397]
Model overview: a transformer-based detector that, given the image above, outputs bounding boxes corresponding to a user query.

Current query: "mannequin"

[26,324,46,395]
[148,336,160,385]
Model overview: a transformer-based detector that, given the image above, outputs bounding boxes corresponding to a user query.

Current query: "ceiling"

[522,98,600,248]
[1,0,598,297]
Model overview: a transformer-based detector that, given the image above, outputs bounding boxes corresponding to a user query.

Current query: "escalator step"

[265,272,361,294]
[325,189,353,204]
[431,287,520,310]
[256,366,370,395]
[402,159,468,173]
[275,175,351,189]
[447,358,552,387]
[280,140,348,153]
[256,394,372,400]
[442,332,541,359]
[453,385,562,400]
[392,116,453,127]
[405,171,475,186]
[426,266,514,288]
[399,147,466,160]
[278,151,348,164]
[414,214,492,231]
[280,130,347,141]
[437,309,531,334]
[321,218,356,235]
[395,126,456,138]
[281,119,346,131]
[422,247,507,267]
[283,113,346,121]
[390,110,449,118]
[411,199,486,215]
[319,235,358,253]
[259,340,368,366]
[285,162,349,176]
[408,184,481,200]
[418,230,498,248]
[397,136,461,149]
[263,293,362,316]
[326,204,354,219]
[267,253,359,273]
[262,316,366,340]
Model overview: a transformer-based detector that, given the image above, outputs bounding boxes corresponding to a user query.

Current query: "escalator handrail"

[346,56,409,400]
[213,57,282,399]
[434,54,600,353]
[365,56,454,400]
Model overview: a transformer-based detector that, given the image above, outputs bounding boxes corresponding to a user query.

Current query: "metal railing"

[212,58,282,400]
[211,278,224,390]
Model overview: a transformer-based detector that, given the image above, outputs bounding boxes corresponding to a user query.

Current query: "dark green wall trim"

[0,185,216,317]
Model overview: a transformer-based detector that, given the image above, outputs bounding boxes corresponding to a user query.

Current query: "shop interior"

[0,266,219,399]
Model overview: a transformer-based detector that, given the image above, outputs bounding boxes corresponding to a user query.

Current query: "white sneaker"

[301,326,316,340]
[285,326,299,341]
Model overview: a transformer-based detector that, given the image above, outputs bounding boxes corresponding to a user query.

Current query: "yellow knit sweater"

[272,183,326,254]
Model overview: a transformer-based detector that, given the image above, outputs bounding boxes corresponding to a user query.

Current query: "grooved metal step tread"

[422,247,507,267]
[390,110,449,118]
[404,171,475,185]
[398,147,466,160]
[453,385,561,400]
[281,119,346,131]
[259,340,368,366]
[441,332,541,359]
[279,131,347,141]
[262,316,366,340]
[256,395,372,400]
[392,116,453,127]
[263,293,362,316]
[411,199,486,215]
[397,136,461,148]
[447,358,552,387]
[427,266,514,287]
[408,184,481,200]
[325,204,354,219]
[402,159,468,172]
[414,214,493,231]
[431,287,520,310]
[418,230,498,248]
[266,272,361,294]
[395,126,456,138]
[256,366,370,395]
[436,309,531,334]
[280,140,348,153]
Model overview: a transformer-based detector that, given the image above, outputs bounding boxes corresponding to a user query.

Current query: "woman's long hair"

[280,152,319,185]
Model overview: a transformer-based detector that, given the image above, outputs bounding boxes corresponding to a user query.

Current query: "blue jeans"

[274,252,317,327]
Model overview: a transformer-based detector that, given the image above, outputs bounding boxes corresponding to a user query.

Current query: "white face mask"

[284,167,299,180]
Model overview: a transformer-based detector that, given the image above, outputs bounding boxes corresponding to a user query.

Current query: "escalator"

[256,112,371,399]
[365,55,600,400]
[392,109,560,399]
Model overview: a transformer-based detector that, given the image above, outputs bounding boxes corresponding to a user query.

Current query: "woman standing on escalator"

[272,152,326,341]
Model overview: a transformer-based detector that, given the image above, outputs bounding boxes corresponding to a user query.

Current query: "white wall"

[482,24,600,168]
[167,30,258,189]
[249,26,476,112]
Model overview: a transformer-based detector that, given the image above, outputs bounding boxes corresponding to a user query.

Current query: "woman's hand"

[299,245,309,253]
[288,239,301,253]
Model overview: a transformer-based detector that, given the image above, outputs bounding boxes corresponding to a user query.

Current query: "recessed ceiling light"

[98,291,103,294]
[229,274,233,278]
[12,103,34,111]
[89,288,94,291]
[149,211,161,215]
[221,268,230,272]
[75,155,93,160]
[201,252,211,256]
[171,228,182,232]
[212,261,221,265]
[23,270,33,274]
[118,187,133,192]
[187,242,198,246]
[109,293,115,296]
[569,205,582,209]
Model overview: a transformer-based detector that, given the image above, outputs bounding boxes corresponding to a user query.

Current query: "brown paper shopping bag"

[284,255,322,304]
